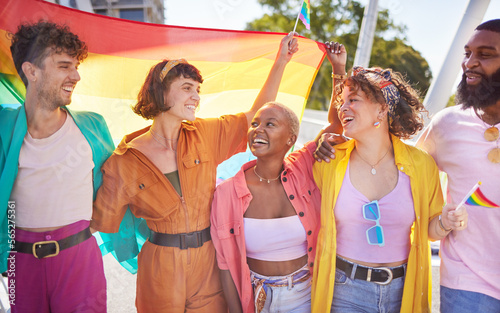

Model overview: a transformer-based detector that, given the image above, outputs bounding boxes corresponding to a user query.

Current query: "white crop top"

[244,215,307,261]
[10,114,94,228]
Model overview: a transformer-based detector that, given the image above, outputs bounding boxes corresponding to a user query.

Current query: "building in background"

[45,0,165,24]
[92,0,164,23]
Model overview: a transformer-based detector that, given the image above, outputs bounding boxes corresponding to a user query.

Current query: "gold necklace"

[356,148,390,175]
[253,166,281,183]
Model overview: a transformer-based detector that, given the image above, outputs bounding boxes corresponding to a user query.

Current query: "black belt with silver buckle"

[149,227,211,250]
[336,256,405,285]
[14,227,92,259]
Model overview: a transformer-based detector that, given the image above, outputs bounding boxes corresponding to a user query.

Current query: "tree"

[247,0,432,110]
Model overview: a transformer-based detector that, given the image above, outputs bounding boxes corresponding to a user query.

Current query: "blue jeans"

[331,268,405,313]
[250,266,311,313]
[440,286,500,313]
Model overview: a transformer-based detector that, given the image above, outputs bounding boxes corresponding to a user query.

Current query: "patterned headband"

[159,58,188,81]
[352,66,400,122]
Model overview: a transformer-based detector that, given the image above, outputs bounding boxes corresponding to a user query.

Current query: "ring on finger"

[460,220,464,227]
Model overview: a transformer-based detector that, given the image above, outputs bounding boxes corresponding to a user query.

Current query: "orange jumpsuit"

[92,113,248,312]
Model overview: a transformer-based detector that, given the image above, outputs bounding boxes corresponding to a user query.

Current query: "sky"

[164,0,500,80]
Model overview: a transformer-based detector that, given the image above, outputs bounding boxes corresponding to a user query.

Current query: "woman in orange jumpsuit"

[91,33,298,312]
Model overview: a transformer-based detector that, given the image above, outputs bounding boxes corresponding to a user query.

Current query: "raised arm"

[314,41,348,161]
[243,32,299,124]
[325,41,347,134]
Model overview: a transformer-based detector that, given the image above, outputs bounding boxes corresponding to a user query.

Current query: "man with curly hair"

[0,21,114,312]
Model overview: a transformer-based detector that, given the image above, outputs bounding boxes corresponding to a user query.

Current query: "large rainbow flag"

[0,0,326,273]
[0,0,325,143]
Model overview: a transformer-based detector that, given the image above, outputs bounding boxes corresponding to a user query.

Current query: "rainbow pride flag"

[0,0,326,274]
[0,0,325,143]
[299,0,311,30]
[465,187,499,208]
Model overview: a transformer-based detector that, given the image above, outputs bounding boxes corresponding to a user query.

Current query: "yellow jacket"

[311,135,443,313]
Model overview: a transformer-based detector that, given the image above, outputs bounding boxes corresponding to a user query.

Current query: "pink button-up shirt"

[210,141,320,313]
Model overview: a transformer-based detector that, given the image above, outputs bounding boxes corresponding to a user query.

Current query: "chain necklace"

[150,126,179,141]
[253,166,282,183]
[150,128,177,151]
[356,148,390,175]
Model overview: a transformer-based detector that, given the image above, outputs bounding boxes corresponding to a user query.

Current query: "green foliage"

[447,94,456,107]
[370,38,432,98]
[247,0,432,110]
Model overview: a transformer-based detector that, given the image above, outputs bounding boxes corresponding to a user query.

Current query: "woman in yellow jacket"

[311,42,468,312]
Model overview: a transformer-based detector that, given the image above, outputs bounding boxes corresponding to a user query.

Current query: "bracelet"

[438,215,452,232]
[332,72,347,80]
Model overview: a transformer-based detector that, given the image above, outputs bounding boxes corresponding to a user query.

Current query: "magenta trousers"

[8,220,106,313]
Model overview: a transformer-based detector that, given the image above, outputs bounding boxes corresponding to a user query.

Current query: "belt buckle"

[32,240,60,259]
[372,267,393,285]
[180,232,201,250]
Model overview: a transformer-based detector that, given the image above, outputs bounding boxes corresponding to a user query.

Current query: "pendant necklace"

[478,111,500,164]
[357,148,390,175]
[253,166,281,183]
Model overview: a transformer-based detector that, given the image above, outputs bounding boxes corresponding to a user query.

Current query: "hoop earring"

[374,121,381,128]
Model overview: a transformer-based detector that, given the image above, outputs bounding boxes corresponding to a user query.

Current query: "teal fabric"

[0,105,27,272]
[94,211,150,274]
[0,105,115,272]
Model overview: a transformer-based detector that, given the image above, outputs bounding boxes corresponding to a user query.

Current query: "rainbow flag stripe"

[299,0,311,30]
[465,187,499,208]
[0,0,325,141]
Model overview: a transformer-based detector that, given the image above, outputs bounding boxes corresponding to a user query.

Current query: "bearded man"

[417,19,500,313]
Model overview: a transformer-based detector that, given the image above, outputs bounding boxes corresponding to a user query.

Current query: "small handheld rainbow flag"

[293,0,311,32]
[458,181,499,208]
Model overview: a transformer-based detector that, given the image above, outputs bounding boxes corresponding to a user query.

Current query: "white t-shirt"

[417,105,500,301]
[11,113,94,228]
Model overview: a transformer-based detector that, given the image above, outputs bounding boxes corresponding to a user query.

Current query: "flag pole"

[456,181,481,209]
[292,3,301,33]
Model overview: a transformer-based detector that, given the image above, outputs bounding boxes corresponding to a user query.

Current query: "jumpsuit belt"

[149,227,211,250]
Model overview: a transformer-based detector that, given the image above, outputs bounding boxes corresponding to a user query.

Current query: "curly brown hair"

[132,61,203,120]
[9,21,88,87]
[342,68,427,139]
